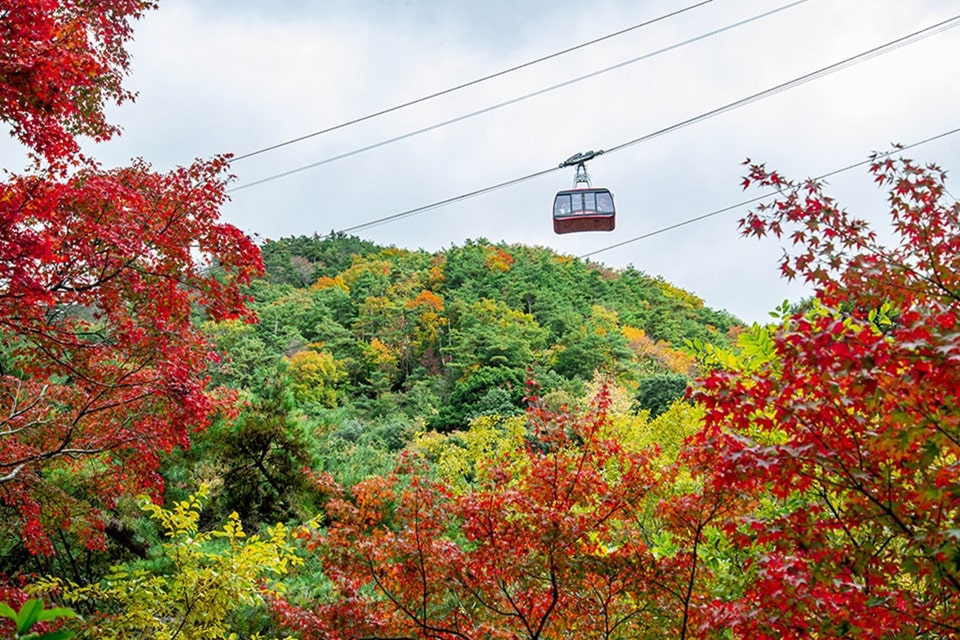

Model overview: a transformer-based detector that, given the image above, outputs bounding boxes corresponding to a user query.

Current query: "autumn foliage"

[272,388,739,640]
[1,0,155,162]
[5,2,960,638]
[686,154,960,637]
[1,0,262,556]
[268,153,960,639]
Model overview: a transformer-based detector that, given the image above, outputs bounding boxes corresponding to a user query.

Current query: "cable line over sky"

[228,0,807,193]
[337,167,561,236]
[230,0,713,162]
[603,13,960,156]
[326,13,960,237]
[579,125,960,259]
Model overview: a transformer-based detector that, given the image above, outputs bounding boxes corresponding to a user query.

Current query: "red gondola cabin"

[553,187,615,234]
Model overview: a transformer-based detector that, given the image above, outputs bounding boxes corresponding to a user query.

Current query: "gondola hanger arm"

[559,149,605,168]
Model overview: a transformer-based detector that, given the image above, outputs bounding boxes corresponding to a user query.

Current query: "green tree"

[636,373,690,418]
[554,305,636,381]
[259,233,379,286]
[440,298,547,427]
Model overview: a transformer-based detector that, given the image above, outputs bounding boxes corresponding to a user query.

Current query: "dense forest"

[250,234,736,423]
[2,228,740,636]
[3,3,960,639]
[163,233,739,523]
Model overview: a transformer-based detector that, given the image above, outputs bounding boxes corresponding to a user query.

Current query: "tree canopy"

[1,0,262,559]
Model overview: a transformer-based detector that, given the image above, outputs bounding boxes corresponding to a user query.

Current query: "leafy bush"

[636,373,689,418]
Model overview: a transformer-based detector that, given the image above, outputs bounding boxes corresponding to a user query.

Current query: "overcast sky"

[7,0,960,323]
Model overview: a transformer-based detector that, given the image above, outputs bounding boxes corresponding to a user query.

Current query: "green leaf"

[17,599,43,635]
[37,607,78,623]
[34,631,75,640]
[0,602,17,621]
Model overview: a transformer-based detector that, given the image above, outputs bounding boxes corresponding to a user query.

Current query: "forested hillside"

[3,228,742,636]
[170,234,737,520]
[241,234,737,427]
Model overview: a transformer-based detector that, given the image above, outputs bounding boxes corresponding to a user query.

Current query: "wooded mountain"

[228,233,739,429]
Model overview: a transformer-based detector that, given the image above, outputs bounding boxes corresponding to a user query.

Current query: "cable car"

[553,150,615,235]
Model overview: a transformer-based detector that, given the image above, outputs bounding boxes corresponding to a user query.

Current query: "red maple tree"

[1,0,263,556]
[688,153,960,637]
[273,388,737,640]
[1,0,154,163]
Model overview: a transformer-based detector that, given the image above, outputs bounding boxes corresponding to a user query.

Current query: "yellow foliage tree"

[654,276,705,308]
[583,373,637,414]
[31,486,301,640]
[286,349,345,407]
[403,290,447,366]
[484,246,514,273]
[623,325,696,376]
[414,414,527,493]
[362,337,400,395]
[310,274,348,293]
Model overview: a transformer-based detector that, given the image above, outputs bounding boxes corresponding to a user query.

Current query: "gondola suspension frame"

[553,149,616,235]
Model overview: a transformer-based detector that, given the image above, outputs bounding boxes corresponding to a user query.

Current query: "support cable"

[229,0,807,193]
[326,15,959,236]
[230,0,714,162]
[579,126,960,259]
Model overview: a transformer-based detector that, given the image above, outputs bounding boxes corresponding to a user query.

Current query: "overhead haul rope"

[229,0,807,192]
[330,13,960,236]
[578,126,960,259]
[229,0,714,162]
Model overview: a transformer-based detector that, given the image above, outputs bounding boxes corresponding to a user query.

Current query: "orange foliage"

[623,326,696,375]
[311,275,349,292]
[406,290,444,312]
[485,247,514,273]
